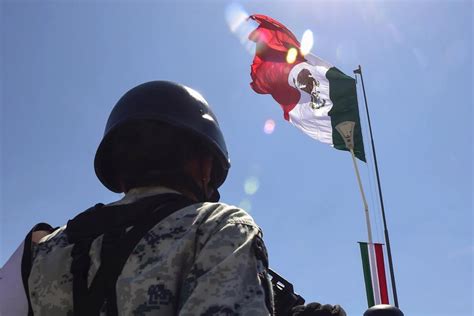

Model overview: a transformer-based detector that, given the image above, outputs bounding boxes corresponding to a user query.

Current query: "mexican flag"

[248,14,366,161]
[359,242,390,307]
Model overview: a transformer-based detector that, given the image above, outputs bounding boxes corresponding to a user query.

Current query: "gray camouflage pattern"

[29,201,273,315]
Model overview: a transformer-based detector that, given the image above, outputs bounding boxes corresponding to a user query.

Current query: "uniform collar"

[108,186,182,206]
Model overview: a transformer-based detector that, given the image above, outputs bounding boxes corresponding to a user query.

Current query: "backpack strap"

[67,193,196,316]
[21,223,55,316]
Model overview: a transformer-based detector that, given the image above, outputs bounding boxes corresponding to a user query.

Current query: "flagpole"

[335,122,380,305]
[348,148,381,305]
[349,148,373,244]
[354,65,400,308]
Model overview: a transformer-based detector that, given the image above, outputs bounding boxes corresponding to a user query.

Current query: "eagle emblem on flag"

[293,68,327,110]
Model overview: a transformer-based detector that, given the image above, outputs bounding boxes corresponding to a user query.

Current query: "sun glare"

[225,3,257,54]
[286,47,298,64]
[225,3,248,32]
[300,29,314,55]
[184,87,208,105]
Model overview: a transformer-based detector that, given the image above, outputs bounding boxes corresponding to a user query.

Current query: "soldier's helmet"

[94,81,230,195]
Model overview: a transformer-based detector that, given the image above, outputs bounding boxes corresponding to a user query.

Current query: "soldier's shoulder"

[34,225,70,254]
[37,225,67,242]
[195,201,260,230]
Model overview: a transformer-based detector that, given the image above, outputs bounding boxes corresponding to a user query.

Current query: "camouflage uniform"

[28,187,273,315]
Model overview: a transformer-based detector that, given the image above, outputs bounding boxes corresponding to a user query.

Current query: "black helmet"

[94,81,230,193]
[364,305,404,316]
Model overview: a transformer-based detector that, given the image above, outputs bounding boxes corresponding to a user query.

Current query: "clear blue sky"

[1,1,472,315]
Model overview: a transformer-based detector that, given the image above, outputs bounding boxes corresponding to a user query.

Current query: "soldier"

[14,81,346,315]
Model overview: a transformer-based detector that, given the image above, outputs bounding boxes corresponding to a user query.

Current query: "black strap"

[21,223,55,316]
[70,238,94,315]
[68,193,195,316]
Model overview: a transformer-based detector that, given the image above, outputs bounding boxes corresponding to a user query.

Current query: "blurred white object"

[0,242,28,316]
[300,29,314,56]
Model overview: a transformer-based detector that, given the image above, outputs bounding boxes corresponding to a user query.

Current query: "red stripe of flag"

[374,243,389,304]
[248,14,304,120]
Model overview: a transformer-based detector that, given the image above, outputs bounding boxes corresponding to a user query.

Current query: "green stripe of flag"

[359,242,375,307]
[327,67,366,162]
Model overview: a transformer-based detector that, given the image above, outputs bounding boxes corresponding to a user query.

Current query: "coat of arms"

[293,68,327,110]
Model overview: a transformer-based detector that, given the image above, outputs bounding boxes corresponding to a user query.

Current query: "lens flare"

[244,176,260,195]
[300,29,314,55]
[238,199,252,212]
[286,47,298,64]
[225,3,248,32]
[225,3,257,54]
[263,119,275,134]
